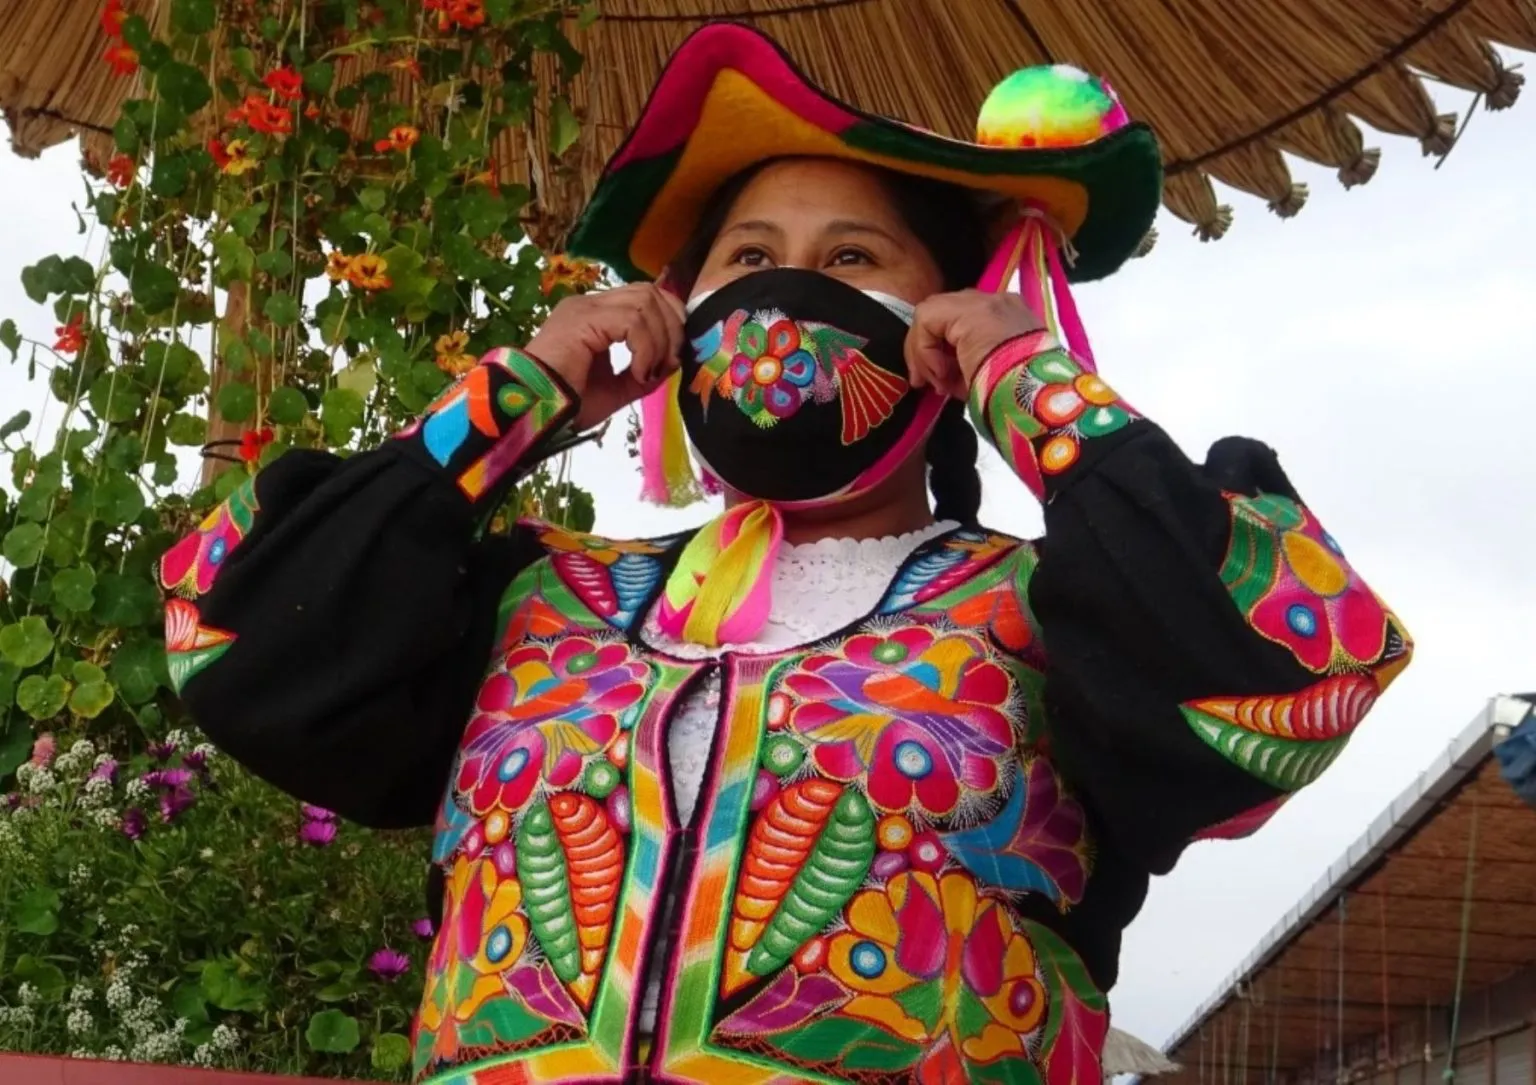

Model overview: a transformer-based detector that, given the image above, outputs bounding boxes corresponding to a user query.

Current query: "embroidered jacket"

[161,333,1411,1085]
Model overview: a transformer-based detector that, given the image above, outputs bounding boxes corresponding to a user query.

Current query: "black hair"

[669,159,988,525]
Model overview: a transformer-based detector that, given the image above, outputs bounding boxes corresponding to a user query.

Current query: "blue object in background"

[1494,694,1536,810]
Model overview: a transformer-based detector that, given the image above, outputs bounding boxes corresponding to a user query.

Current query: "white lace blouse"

[635,518,958,1031]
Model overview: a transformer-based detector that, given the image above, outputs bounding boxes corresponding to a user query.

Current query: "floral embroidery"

[967,332,1138,499]
[784,627,1017,818]
[689,309,908,443]
[530,521,672,632]
[1220,492,1398,673]
[395,348,576,504]
[158,475,259,692]
[453,637,648,816]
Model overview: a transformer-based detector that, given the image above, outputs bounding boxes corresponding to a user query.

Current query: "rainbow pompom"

[977,65,1129,150]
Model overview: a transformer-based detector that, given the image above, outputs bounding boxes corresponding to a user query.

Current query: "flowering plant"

[0,0,608,1074]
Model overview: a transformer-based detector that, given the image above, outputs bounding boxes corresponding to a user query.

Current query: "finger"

[624,295,670,385]
[906,299,965,398]
[649,287,686,379]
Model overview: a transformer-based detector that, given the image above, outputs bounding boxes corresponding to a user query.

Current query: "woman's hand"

[525,283,686,430]
[905,290,1046,400]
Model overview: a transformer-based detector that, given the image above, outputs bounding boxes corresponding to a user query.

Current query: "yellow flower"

[325,251,354,283]
[541,253,603,297]
[434,330,477,376]
[346,253,392,291]
[221,140,260,177]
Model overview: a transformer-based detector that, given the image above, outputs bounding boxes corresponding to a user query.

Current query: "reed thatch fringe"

[2,0,1531,248]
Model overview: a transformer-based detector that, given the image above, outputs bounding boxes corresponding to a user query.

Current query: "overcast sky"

[1,73,1532,1054]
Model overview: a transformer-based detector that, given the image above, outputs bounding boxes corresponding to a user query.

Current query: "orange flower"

[325,251,354,283]
[104,41,138,77]
[304,101,322,121]
[207,138,232,170]
[53,314,86,356]
[101,0,127,37]
[220,139,259,176]
[106,153,136,188]
[373,125,419,154]
[263,67,305,101]
[426,0,485,31]
[239,427,275,464]
[228,94,292,136]
[541,254,603,297]
[434,331,476,376]
[388,56,424,81]
[346,253,391,291]
[468,157,500,195]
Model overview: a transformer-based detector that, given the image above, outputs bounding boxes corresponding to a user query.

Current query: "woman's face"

[686,159,946,307]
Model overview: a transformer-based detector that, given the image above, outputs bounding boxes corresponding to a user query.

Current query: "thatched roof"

[1105,1025,1182,1078]
[2,1,1531,246]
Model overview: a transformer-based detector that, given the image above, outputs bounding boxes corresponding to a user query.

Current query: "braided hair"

[669,161,989,525]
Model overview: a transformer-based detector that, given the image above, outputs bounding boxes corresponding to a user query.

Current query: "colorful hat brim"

[566,22,1164,285]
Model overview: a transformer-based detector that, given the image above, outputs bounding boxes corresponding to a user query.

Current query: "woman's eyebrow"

[719,219,784,239]
[821,219,903,245]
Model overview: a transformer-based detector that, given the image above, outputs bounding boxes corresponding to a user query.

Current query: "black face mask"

[678,268,943,506]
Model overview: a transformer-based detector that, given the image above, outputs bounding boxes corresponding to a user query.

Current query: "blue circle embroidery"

[486,924,514,963]
[207,537,227,566]
[1286,603,1319,637]
[781,350,817,387]
[849,941,886,979]
[893,741,933,779]
[497,748,530,782]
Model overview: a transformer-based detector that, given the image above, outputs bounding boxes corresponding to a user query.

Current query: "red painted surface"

[0,1053,366,1084]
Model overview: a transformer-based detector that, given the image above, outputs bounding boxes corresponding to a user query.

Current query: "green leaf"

[2,523,46,568]
[303,60,335,95]
[267,386,308,426]
[0,407,30,437]
[93,573,160,629]
[200,960,265,1013]
[43,511,87,566]
[256,249,294,278]
[112,637,166,704]
[52,567,96,613]
[167,412,207,447]
[458,187,508,241]
[130,262,180,315]
[171,0,217,35]
[371,1032,411,1072]
[358,186,388,212]
[550,97,580,157]
[120,14,153,51]
[155,61,213,115]
[320,387,365,445]
[88,373,146,424]
[17,674,70,720]
[336,358,376,398]
[213,231,257,287]
[263,292,301,327]
[217,381,257,423]
[113,115,140,154]
[0,617,54,668]
[0,712,30,776]
[13,956,66,1001]
[70,680,115,719]
[93,472,147,526]
[315,979,356,1002]
[171,983,210,1025]
[229,201,269,239]
[149,151,193,198]
[72,661,107,684]
[306,1009,361,1054]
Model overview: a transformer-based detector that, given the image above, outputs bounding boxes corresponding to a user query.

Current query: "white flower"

[18,982,39,1005]
[2,1005,34,1027]
[69,983,93,1006]
[328,907,342,921]
[94,752,115,768]
[102,1045,125,1061]
[199,847,214,860]
[25,767,55,795]
[191,1043,215,1067]
[251,885,263,900]
[118,923,141,943]
[81,775,114,809]
[210,1023,240,1052]
[69,738,96,760]
[70,1048,92,1058]
[15,763,34,787]
[67,1006,94,1034]
[92,807,120,829]
[125,778,150,801]
[106,975,133,1012]
[69,863,91,889]
[193,742,216,760]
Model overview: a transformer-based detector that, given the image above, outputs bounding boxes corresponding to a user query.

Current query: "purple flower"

[89,757,118,784]
[300,803,336,822]
[1,793,19,812]
[147,740,177,762]
[159,787,195,824]
[181,750,210,779]
[367,948,410,981]
[411,917,436,940]
[298,820,337,847]
[121,808,147,840]
[142,768,194,791]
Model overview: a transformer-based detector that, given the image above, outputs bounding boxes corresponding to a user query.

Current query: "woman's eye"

[732,247,771,267]
[829,248,873,267]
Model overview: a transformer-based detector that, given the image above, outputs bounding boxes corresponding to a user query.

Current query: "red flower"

[227,94,292,136]
[53,314,85,356]
[263,67,304,101]
[207,138,231,170]
[373,125,419,154]
[304,101,321,120]
[104,41,138,76]
[101,0,127,37]
[426,0,485,31]
[239,427,274,464]
[106,153,136,188]
[388,56,424,81]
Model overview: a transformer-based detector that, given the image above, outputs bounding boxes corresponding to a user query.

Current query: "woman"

[161,24,1411,1085]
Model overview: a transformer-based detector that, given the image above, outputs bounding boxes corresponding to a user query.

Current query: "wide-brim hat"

[566,22,1163,285]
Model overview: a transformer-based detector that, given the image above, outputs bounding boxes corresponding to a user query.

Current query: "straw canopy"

[1,0,1530,247]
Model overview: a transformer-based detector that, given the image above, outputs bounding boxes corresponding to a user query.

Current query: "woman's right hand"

[525,284,686,430]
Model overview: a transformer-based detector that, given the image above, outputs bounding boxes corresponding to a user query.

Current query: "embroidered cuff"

[395,347,579,512]
[967,332,1139,501]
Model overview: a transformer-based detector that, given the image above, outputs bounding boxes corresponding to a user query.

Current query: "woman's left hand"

[905,290,1046,400]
